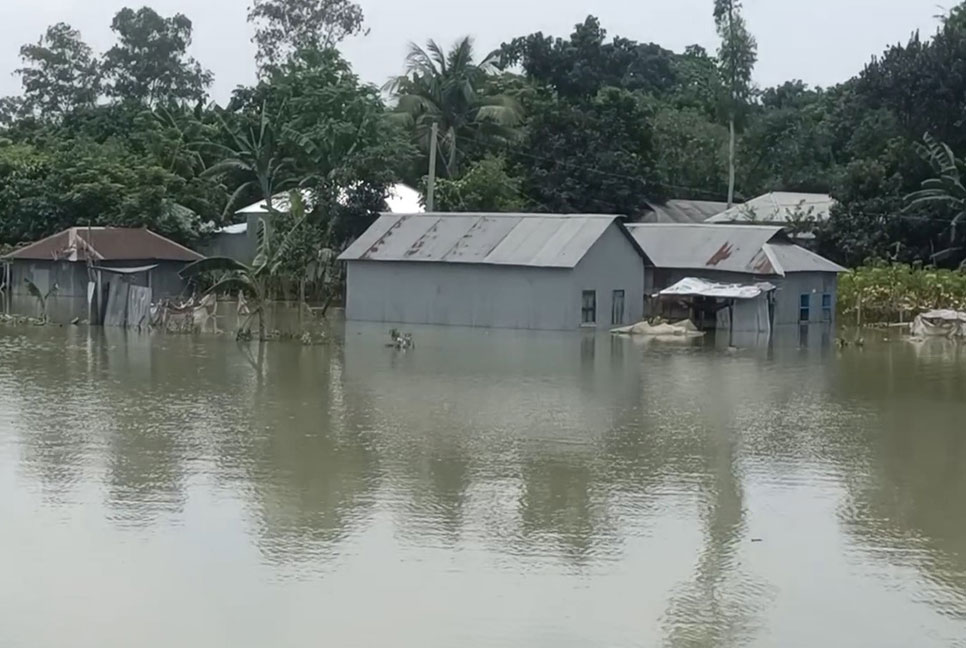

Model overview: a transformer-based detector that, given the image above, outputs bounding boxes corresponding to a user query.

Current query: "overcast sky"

[0,0,945,103]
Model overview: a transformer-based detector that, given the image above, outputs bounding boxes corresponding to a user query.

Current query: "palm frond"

[203,158,256,179]
[221,181,258,220]
[180,257,251,279]
[930,246,965,263]
[205,275,257,298]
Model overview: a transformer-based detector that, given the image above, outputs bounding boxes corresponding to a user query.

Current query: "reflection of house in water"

[627,224,844,333]
[2,227,203,325]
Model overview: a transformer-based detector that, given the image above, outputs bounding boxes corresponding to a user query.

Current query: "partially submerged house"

[206,183,423,264]
[339,213,646,330]
[626,223,845,327]
[2,227,204,325]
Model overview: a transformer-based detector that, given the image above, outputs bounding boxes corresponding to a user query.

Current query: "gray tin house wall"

[649,267,838,326]
[345,223,646,331]
[571,224,645,329]
[345,261,574,329]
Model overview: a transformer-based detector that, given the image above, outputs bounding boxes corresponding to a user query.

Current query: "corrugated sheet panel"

[339,213,619,268]
[763,242,846,273]
[642,199,729,224]
[706,192,834,224]
[627,224,784,275]
[3,228,203,262]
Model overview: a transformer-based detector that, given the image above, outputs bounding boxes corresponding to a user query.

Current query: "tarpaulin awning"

[658,277,776,300]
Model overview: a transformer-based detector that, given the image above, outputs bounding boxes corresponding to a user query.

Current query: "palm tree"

[906,133,966,268]
[386,37,523,178]
[180,192,308,341]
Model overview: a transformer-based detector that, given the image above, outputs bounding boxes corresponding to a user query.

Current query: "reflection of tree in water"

[661,435,765,648]
[516,453,615,564]
[833,344,966,618]
[397,447,471,545]
[232,346,379,564]
[634,356,778,647]
[4,328,100,499]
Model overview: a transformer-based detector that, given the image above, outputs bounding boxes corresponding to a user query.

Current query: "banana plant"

[180,191,307,341]
[23,278,58,323]
[906,133,966,268]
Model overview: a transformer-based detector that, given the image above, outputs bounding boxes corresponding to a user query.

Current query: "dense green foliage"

[4,1,966,285]
[838,263,966,322]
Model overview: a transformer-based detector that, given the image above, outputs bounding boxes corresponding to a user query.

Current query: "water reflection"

[1,325,966,646]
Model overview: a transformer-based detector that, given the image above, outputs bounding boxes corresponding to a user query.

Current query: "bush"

[838,262,966,323]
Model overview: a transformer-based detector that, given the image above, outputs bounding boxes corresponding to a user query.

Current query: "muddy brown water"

[1,323,965,647]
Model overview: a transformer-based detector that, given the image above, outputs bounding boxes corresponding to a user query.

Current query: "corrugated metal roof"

[627,223,784,275]
[338,213,621,268]
[626,223,844,276]
[706,192,834,224]
[763,241,847,273]
[2,228,204,262]
[642,199,730,224]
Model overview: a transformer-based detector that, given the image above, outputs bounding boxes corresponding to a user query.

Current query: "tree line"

[2,0,966,271]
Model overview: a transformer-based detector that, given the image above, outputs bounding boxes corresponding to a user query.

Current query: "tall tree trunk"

[727,116,736,208]
[447,127,457,178]
[258,307,266,342]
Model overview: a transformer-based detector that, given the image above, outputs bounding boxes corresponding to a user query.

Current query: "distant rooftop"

[706,192,834,224]
[626,223,845,276]
[339,213,624,268]
[2,227,204,263]
[641,199,730,224]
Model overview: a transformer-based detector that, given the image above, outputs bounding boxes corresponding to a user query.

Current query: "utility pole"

[426,122,438,212]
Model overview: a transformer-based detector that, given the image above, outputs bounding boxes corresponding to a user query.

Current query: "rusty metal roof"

[338,213,623,268]
[626,223,844,276]
[2,227,204,262]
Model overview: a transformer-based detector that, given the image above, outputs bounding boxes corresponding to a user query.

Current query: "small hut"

[1,227,203,325]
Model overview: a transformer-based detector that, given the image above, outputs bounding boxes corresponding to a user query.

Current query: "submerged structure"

[627,223,845,328]
[1,227,203,325]
[339,213,646,330]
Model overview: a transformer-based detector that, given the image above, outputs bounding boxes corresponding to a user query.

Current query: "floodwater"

[1,323,965,648]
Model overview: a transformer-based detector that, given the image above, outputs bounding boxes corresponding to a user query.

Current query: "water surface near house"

[1,324,965,647]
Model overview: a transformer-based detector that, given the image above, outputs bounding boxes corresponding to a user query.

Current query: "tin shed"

[339,213,648,330]
[627,223,846,327]
[2,227,203,325]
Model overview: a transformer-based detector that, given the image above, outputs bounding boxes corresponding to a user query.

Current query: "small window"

[821,294,832,322]
[799,294,811,322]
[581,290,597,325]
[611,290,625,325]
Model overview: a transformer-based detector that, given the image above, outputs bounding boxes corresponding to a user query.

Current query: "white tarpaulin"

[910,309,966,338]
[658,277,775,337]
[659,277,776,300]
